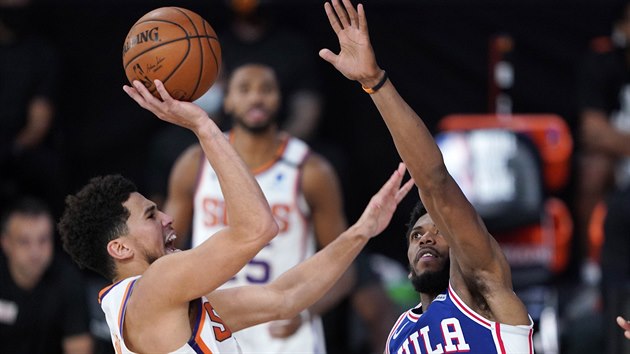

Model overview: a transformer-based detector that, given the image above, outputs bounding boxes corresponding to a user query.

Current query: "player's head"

[405,200,450,295]
[613,1,630,46]
[223,63,281,134]
[227,0,260,18]
[59,175,178,281]
[1,197,54,288]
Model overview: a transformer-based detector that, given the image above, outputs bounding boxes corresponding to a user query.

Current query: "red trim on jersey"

[406,309,421,321]
[385,312,407,354]
[494,322,507,354]
[448,285,492,328]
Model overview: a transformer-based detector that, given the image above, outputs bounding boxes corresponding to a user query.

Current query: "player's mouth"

[246,107,268,122]
[415,247,439,264]
[164,233,179,254]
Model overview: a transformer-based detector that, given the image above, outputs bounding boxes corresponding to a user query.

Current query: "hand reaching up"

[319,0,383,87]
[354,163,414,239]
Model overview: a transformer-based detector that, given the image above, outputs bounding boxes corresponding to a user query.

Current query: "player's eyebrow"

[143,204,157,217]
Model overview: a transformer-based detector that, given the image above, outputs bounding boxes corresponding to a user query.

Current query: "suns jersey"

[192,134,326,353]
[99,276,242,354]
[386,284,534,354]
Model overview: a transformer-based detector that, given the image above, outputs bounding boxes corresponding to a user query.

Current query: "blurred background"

[2,0,630,353]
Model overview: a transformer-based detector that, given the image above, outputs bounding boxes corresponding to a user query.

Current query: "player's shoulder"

[170,144,204,190]
[182,143,203,158]
[302,151,337,179]
[281,133,339,181]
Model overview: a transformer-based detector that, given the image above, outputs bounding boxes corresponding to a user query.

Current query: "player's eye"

[261,84,275,93]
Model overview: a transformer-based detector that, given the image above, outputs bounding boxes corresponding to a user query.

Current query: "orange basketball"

[122,7,221,102]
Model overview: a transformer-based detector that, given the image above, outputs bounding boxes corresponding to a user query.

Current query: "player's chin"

[415,258,445,273]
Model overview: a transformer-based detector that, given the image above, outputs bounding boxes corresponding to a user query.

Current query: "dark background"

[13,0,624,269]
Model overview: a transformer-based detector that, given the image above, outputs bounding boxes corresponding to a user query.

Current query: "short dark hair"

[58,175,137,281]
[225,62,280,90]
[1,197,52,235]
[405,199,428,242]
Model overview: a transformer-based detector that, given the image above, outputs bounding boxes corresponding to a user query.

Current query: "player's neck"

[113,261,149,284]
[231,127,285,170]
[9,265,43,291]
[419,292,441,312]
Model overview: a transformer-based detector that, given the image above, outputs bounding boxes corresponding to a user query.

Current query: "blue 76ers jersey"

[386,284,533,354]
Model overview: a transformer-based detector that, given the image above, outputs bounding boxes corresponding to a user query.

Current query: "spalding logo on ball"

[122,7,221,102]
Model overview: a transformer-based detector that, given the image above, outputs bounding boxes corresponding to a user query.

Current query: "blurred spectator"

[600,184,630,353]
[575,0,630,273]
[0,0,66,219]
[0,197,92,354]
[574,2,630,352]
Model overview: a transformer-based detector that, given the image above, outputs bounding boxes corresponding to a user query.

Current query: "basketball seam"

[174,7,203,101]
[124,37,191,98]
[124,37,217,70]
[123,9,219,101]
[203,20,221,76]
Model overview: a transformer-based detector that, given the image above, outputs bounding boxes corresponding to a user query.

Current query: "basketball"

[122,7,221,102]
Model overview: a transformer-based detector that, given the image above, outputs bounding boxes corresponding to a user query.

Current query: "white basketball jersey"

[192,134,326,353]
[99,276,242,354]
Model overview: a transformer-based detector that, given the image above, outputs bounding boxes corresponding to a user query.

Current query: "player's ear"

[107,238,133,260]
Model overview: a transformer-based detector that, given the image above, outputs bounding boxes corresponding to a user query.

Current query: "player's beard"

[142,248,160,265]
[409,259,450,295]
[230,111,276,135]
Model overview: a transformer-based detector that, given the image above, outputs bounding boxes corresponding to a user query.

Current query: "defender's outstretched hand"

[123,79,211,132]
[355,163,414,239]
[319,0,383,87]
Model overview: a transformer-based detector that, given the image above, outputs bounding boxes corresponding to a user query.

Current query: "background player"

[318,1,534,352]
[166,62,351,353]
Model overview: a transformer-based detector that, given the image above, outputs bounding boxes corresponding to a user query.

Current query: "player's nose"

[419,230,436,245]
[159,210,174,226]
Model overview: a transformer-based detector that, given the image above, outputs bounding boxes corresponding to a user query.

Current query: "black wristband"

[362,71,388,94]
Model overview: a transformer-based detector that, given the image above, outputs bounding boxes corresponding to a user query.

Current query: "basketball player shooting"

[59,78,413,353]
[318,1,534,352]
